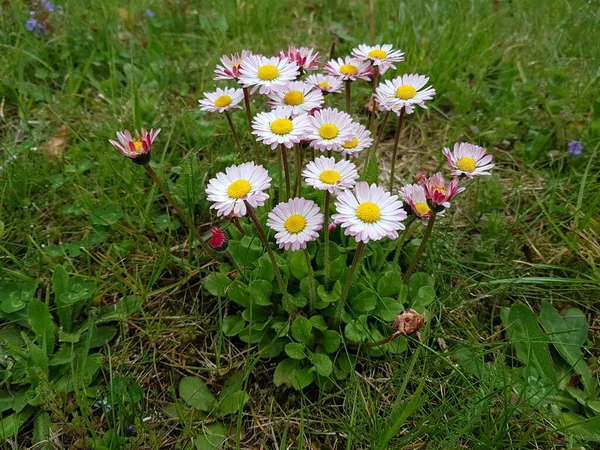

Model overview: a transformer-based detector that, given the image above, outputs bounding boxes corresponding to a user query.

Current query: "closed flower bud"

[208,227,228,252]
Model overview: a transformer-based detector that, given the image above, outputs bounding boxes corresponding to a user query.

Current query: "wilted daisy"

[423,172,464,207]
[340,123,373,158]
[198,87,244,113]
[252,106,311,150]
[239,55,299,94]
[278,46,320,72]
[352,44,404,74]
[206,162,271,217]
[442,142,494,178]
[302,156,359,195]
[399,184,433,219]
[375,74,436,115]
[307,107,355,152]
[267,81,324,116]
[332,182,407,243]
[267,198,324,251]
[109,128,161,164]
[214,50,253,82]
[306,74,344,94]
[325,56,372,82]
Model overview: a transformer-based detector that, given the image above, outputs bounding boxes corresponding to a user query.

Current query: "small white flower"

[340,122,373,158]
[267,81,324,116]
[214,50,253,81]
[306,74,343,94]
[352,44,404,74]
[267,197,324,251]
[252,106,312,150]
[324,56,373,82]
[302,156,359,195]
[239,55,299,94]
[375,74,436,115]
[198,87,244,113]
[307,107,355,152]
[399,183,434,219]
[442,142,494,178]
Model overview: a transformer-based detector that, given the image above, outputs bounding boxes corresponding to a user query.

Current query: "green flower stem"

[322,191,331,282]
[143,164,219,262]
[224,111,242,153]
[242,87,261,163]
[277,146,284,202]
[345,80,352,113]
[392,216,416,266]
[303,248,317,313]
[388,108,406,192]
[365,110,389,170]
[224,248,247,282]
[294,145,302,197]
[332,241,366,328]
[372,65,380,95]
[403,210,437,283]
[281,145,291,201]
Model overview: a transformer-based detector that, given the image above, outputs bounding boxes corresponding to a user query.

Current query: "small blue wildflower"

[26,17,46,34]
[568,141,583,156]
[145,9,155,18]
[41,0,56,12]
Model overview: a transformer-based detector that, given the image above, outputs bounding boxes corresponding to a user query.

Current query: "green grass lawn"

[1,0,599,448]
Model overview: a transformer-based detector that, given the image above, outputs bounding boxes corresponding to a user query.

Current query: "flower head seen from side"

[239,55,299,94]
[423,172,464,208]
[341,122,373,158]
[267,198,324,251]
[443,142,494,178]
[352,44,404,74]
[375,74,436,115]
[307,107,355,152]
[267,81,324,116]
[302,156,359,196]
[306,74,344,94]
[278,46,321,72]
[199,87,244,113]
[325,56,373,82]
[568,141,583,155]
[109,128,161,164]
[252,106,311,150]
[206,162,271,218]
[214,50,253,82]
[399,183,433,220]
[207,227,228,252]
[332,182,407,243]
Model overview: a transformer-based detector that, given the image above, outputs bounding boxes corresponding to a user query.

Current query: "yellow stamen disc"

[214,95,232,108]
[319,123,339,140]
[284,214,306,233]
[414,202,430,215]
[319,170,341,185]
[343,137,358,149]
[318,81,331,89]
[133,140,144,152]
[284,90,305,106]
[456,156,476,173]
[227,179,251,199]
[368,49,387,59]
[395,85,417,100]
[340,64,358,75]
[356,201,381,223]
[257,64,279,81]
[270,118,293,135]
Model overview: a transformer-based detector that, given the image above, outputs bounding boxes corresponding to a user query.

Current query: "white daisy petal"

[266,198,324,250]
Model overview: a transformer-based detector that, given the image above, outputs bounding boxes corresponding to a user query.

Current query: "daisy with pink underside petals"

[375,74,436,115]
[341,122,373,158]
[399,184,434,220]
[442,142,495,178]
[325,56,373,82]
[423,172,465,208]
[352,44,404,74]
[198,87,244,113]
[332,182,407,243]
[214,50,253,82]
[109,128,161,164]
[267,198,324,251]
[206,162,271,218]
[306,74,343,94]
[302,156,359,196]
[267,81,324,116]
[308,107,355,152]
[278,46,321,72]
[252,106,311,150]
[239,55,299,94]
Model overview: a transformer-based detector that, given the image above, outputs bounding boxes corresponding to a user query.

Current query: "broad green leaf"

[375,297,404,322]
[228,237,263,268]
[90,205,124,226]
[28,300,55,357]
[227,281,250,307]
[377,271,401,298]
[317,281,342,303]
[217,372,249,416]
[0,281,38,314]
[195,422,227,450]
[179,377,217,411]
[254,255,275,282]
[328,255,347,279]
[53,265,73,332]
[249,280,273,306]
[238,325,265,344]
[310,353,333,377]
[309,315,328,331]
[285,342,306,360]
[344,315,369,343]
[273,359,302,388]
[291,316,312,344]
[291,366,315,390]
[0,408,33,440]
[407,272,433,302]
[204,273,231,297]
[80,326,117,349]
[411,285,435,312]
[321,330,340,353]
[351,290,377,313]
[559,412,600,442]
[386,336,408,354]
[33,412,50,445]
[222,315,245,337]
[289,250,308,280]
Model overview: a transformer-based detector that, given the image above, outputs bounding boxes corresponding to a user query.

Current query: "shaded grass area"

[1,0,599,448]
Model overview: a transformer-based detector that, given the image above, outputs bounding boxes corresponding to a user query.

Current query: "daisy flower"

[206,162,271,218]
[214,50,253,82]
[332,182,407,243]
[302,156,359,195]
[325,56,373,82]
[278,46,321,72]
[198,87,244,113]
[306,74,343,94]
[399,183,433,219]
[109,128,161,164]
[252,106,311,150]
[352,44,404,74]
[307,107,355,152]
[267,81,324,116]
[239,55,299,94]
[422,172,464,208]
[375,74,436,115]
[267,198,324,251]
[442,142,494,178]
[340,122,373,158]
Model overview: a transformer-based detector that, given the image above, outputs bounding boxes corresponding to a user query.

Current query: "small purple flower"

[568,141,583,156]
[41,0,56,12]
[26,17,46,34]
[145,9,155,18]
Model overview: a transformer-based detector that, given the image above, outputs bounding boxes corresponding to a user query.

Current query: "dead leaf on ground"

[43,125,67,160]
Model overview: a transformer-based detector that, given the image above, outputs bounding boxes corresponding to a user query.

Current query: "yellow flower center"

[284,214,306,233]
[284,90,305,106]
[257,64,279,81]
[396,85,417,100]
[356,201,381,223]
[414,202,430,215]
[319,170,341,185]
[214,95,232,108]
[318,81,331,89]
[319,123,339,140]
[133,140,143,152]
[270,118,293,135]
[456,156,476,172]
[434,186,446,195]
[343,137,358,149]
[340,64,358,75]
[368,49,387,59]
[227,179,251,199]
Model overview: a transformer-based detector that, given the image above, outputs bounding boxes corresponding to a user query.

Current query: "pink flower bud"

[208,227,228,252]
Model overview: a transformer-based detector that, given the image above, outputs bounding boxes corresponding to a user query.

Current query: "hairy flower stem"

[225,111,242,153]
[277,146,284,202]
[322,191,331,282]
[333,241,366,328]
[303,248,317,313]
[365,110,389,170]
[392,216,416,266]
[294,145,302,197]
[388,108,406,192]
[242,87,261,163]
[281,145,291,201]
[143,165,219,262]
[347,331,401,349]
[403,210,437,283]
[345,80,352,113]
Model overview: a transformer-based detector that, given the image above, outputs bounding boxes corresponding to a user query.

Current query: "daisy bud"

[328,222,336,232]
[391,309,425,336]
[423,172,465,209]
[207,227,228,252]
[109,128,160,165]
